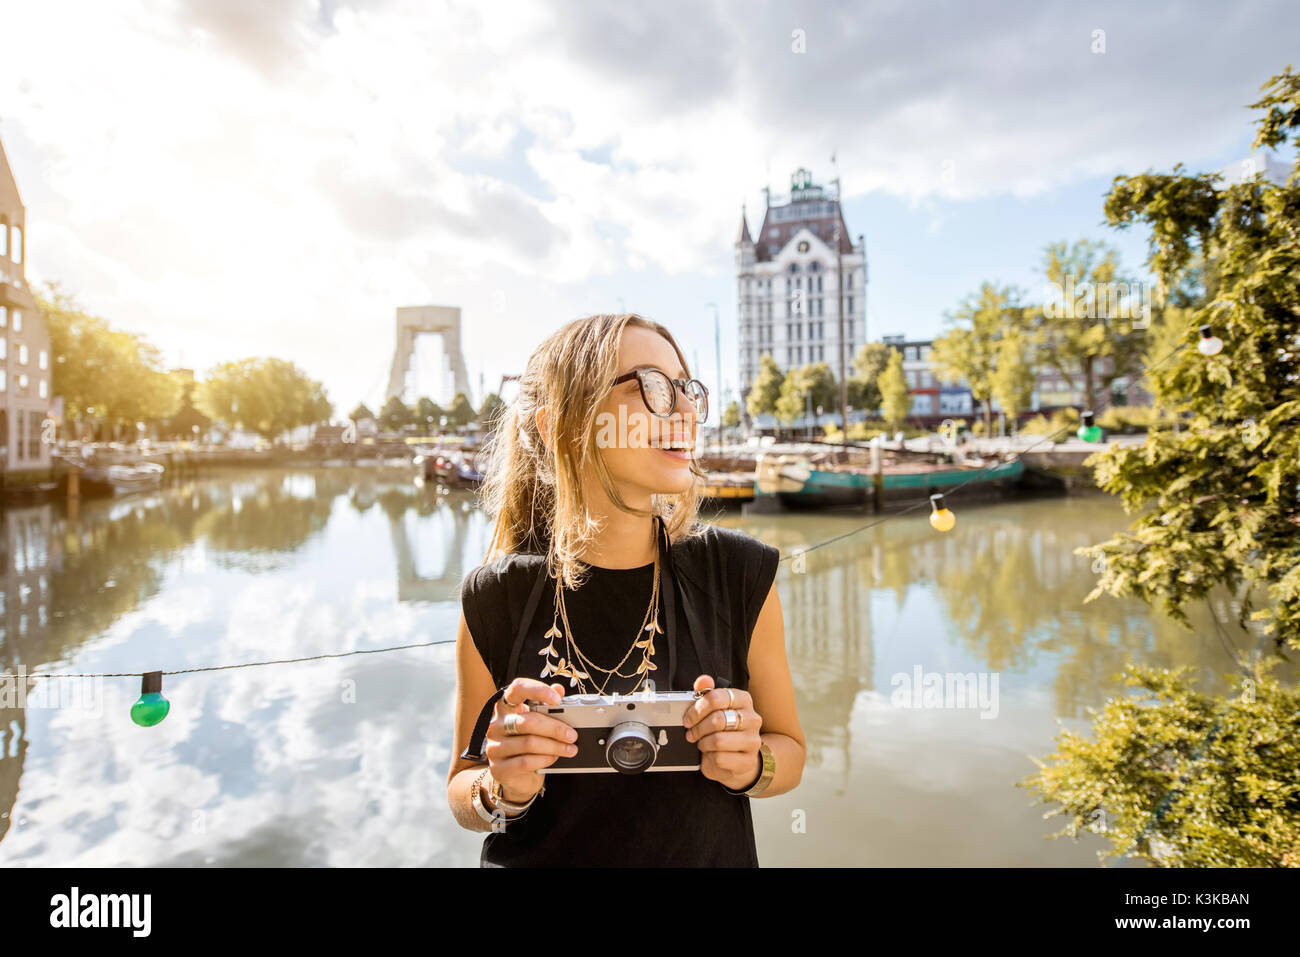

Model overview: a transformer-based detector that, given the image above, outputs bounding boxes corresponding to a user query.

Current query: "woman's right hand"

[483,678,578,804]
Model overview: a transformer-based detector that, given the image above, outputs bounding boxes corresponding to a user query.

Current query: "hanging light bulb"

[929,492,956,532]
[131,670,170,727]
[1077,410,1103,443]
[1198,324,1223,356]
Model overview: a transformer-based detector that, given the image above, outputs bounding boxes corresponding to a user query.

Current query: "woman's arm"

[446,609,513,833]
[744,581,805,797]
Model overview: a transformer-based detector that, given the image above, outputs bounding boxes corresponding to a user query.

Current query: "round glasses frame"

[611,369,709,423]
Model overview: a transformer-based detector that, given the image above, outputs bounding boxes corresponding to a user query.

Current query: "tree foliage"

[198,358,332,443]
[1021,664,1300,867]
[746,353,784,420]
[37,284,182,437]
[932,282,1026,432]
[878,350,911,430]
[1024,66,1300,868]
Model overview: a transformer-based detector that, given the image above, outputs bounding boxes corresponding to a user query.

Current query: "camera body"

[528,688,704,774]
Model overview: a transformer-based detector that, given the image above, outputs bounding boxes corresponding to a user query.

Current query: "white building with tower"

[735,168,867,406]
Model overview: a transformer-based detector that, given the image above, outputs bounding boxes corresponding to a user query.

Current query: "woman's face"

[591,324,700,507]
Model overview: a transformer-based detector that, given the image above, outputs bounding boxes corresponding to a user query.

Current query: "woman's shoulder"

[461,550,546,603]
[674,521,779,563]
[671,522,780,598]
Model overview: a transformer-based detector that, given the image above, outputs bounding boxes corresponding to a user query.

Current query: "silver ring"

[726,689,736,709]
[723,709,739,732]
[504,713,523,736]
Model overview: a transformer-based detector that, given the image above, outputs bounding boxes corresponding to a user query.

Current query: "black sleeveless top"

[459,520,779,867]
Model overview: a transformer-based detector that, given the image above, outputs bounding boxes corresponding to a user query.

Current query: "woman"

[446,312,805,866]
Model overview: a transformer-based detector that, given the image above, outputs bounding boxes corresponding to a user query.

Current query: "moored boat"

[77,461,165,497]
[754,452,1024,510]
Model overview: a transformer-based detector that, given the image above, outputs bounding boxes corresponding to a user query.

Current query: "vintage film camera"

[528,685,703,774]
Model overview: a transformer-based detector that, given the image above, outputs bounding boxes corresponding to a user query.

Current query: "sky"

[1,0,1296,417]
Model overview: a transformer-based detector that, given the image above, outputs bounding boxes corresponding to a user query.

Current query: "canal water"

[0,466,1259,866]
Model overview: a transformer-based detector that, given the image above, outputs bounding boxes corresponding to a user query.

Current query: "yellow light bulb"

[929,493,956,532]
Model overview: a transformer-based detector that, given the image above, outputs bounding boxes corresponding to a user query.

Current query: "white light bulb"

[1198,335,1223,357]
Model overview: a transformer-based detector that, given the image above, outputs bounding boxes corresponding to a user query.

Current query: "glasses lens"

[686,380,708,422]
[639,370,675,415]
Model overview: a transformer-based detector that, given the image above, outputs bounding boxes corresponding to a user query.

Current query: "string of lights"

[9,324,1229,728]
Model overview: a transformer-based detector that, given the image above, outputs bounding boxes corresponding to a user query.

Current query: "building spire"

[738,205,753,245]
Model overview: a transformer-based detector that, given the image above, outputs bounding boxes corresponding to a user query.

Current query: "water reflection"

[0,472,1266,866]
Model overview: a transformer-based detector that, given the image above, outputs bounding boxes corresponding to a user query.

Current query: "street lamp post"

[832,171,848,440]
[707,302,722,453]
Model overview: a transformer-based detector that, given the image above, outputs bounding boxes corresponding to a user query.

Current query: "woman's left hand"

[683,674,763,791]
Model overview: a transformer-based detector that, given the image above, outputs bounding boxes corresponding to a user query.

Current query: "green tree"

[932,282,1025,435]
[775,363,837,428]
[848,342,889,414]
[378,396,412,432]
[349,402,375,422]
[37,283,183,440]
[198,358,331,444]
[447,392,476,427]
[745,353,784,421]
[1032,238,1148,413]
[1023,67,1300,866]
[414,396,443,432]
[722,400,740,429]
[878,350,911,431]
[990,327,1038,421]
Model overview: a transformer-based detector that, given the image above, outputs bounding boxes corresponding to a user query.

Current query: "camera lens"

[606,721,657,773]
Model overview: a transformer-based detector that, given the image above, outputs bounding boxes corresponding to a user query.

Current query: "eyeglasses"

[611,368,709,422]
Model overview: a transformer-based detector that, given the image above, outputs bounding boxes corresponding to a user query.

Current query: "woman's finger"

[502,678,565,708]
[686,704,762,739]
[487,733,578,758]
[692,729,761,752]
[486,708,578,744]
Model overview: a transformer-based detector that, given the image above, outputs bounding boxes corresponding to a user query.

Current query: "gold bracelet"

[722,741,776,796]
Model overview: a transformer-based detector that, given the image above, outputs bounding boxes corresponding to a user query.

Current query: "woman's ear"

[534,406,550,451]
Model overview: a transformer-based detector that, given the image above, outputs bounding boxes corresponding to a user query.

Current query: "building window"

[0,339,6,360]
[11,225,20,264]
[13,311,20,332]
[0,223,7,257]
[906,346,917,361]
[0,306,6,328]
[28,411,40,458]
[15,408,23,461]
[39,378,47,399]
[18,373,27,390]
[0,369,6,391]
[18,343,27,365]
[921,346,932,361]
[847,296,854,314]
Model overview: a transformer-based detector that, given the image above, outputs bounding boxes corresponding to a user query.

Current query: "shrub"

[1021,663,1300,867]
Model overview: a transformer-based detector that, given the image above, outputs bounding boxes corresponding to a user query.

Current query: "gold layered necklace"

[539,536,662,696]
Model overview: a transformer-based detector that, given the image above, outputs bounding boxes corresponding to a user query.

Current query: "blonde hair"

[479,313,704,589]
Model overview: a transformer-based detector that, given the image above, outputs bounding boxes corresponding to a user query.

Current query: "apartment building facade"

[0,137,52,480]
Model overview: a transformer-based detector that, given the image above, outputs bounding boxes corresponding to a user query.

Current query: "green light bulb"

[131,671,170,727]
[1077,410,1102,443]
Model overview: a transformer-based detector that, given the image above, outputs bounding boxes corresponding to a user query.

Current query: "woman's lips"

[657,448,692,462]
